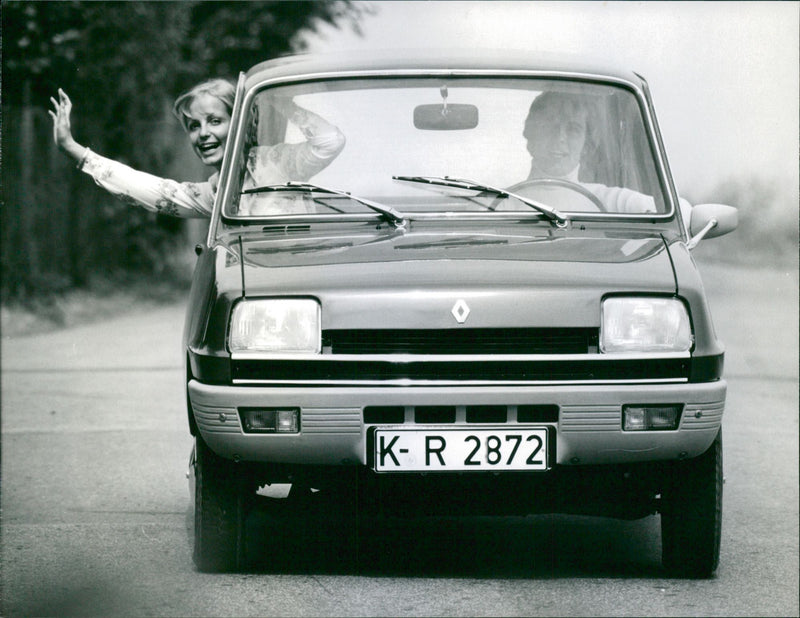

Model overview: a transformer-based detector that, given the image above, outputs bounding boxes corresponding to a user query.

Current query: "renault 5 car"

[184,50,737,576]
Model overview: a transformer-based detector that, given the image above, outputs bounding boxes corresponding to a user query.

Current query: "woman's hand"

[48,89,85,161]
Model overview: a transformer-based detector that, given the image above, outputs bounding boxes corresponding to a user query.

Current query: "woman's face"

[525,101,587,177]
[185,93,231,170]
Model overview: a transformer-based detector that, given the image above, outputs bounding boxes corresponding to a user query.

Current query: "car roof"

[243,48,647,90]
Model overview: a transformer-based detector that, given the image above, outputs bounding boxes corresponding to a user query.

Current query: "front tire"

[660,430,723,578]
[192,436,247,572]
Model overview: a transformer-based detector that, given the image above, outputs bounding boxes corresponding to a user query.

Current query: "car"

[184,49,737,576]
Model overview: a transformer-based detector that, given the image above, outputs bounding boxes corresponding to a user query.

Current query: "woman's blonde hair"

[172,78,236,130]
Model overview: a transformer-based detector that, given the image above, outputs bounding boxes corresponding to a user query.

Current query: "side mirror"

[687,203,738,249]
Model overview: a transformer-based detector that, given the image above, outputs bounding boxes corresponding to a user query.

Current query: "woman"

[50,79,345,218]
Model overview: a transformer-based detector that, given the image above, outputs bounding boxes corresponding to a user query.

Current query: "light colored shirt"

[80,150,217,218]
[79,106,345,218]
[527,163,656,214]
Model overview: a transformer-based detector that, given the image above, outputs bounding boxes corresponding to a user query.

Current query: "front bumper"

[188,380,726,468]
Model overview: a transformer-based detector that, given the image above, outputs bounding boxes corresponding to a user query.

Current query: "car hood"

[216,223,677,329]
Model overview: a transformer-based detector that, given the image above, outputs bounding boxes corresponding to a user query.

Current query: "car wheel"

[192,435,247,572]
[660,430,722,578]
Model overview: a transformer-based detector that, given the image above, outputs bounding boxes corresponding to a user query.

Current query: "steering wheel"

[491,178,607,212]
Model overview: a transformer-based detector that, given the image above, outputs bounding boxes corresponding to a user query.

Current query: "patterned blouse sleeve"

[268,105,346,181]
[79,150,215,218]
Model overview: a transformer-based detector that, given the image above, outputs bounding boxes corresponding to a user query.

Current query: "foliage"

[181,1,368,88]
[1,1,366,302]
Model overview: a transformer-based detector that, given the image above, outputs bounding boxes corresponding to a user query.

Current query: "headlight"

[229,298,321,354]
[600,297,692,353]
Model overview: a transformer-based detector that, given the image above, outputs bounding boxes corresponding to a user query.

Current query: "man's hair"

[172,78,236,130]
[522,91,589,142]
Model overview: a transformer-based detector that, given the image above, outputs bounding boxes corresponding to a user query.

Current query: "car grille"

[363,404,560,424]
[323,328,598,355]
[231,357,690,383]
[224,328,695,385]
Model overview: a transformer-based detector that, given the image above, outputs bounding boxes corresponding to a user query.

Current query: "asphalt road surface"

[2,261,797,617]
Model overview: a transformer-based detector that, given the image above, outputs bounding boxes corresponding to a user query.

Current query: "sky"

[300,1,799,200]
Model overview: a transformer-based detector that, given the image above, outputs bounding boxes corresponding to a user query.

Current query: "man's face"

[525,101,587,177]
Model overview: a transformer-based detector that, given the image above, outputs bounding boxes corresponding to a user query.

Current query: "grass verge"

[1,276,190,338]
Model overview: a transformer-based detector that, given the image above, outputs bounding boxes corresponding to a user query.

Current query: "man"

[519,91,656,214]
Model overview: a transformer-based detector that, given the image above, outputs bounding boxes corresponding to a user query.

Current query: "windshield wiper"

[242,181,406,227]
[393,175,569,227]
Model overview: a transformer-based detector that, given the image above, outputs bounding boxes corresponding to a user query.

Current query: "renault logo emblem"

[451,299,470,324]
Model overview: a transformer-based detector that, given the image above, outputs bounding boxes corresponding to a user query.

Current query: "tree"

[180,1,370,88]
[1,1,367,300]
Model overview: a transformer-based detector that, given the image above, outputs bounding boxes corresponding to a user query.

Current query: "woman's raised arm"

[49,88,89,164]
[48,88,216,218]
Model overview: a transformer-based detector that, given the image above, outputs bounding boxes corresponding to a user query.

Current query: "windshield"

[226,77,669,219]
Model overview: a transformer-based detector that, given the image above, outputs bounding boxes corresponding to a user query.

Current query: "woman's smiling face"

[185,93,231,170]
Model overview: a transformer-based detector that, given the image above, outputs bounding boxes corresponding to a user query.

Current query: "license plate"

[374,427,549,472]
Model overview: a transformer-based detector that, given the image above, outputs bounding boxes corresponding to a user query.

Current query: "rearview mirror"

[687,203,738,249]
[414,104,479,130]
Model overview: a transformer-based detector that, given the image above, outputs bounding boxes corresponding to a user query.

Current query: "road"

[1,261,797,617]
